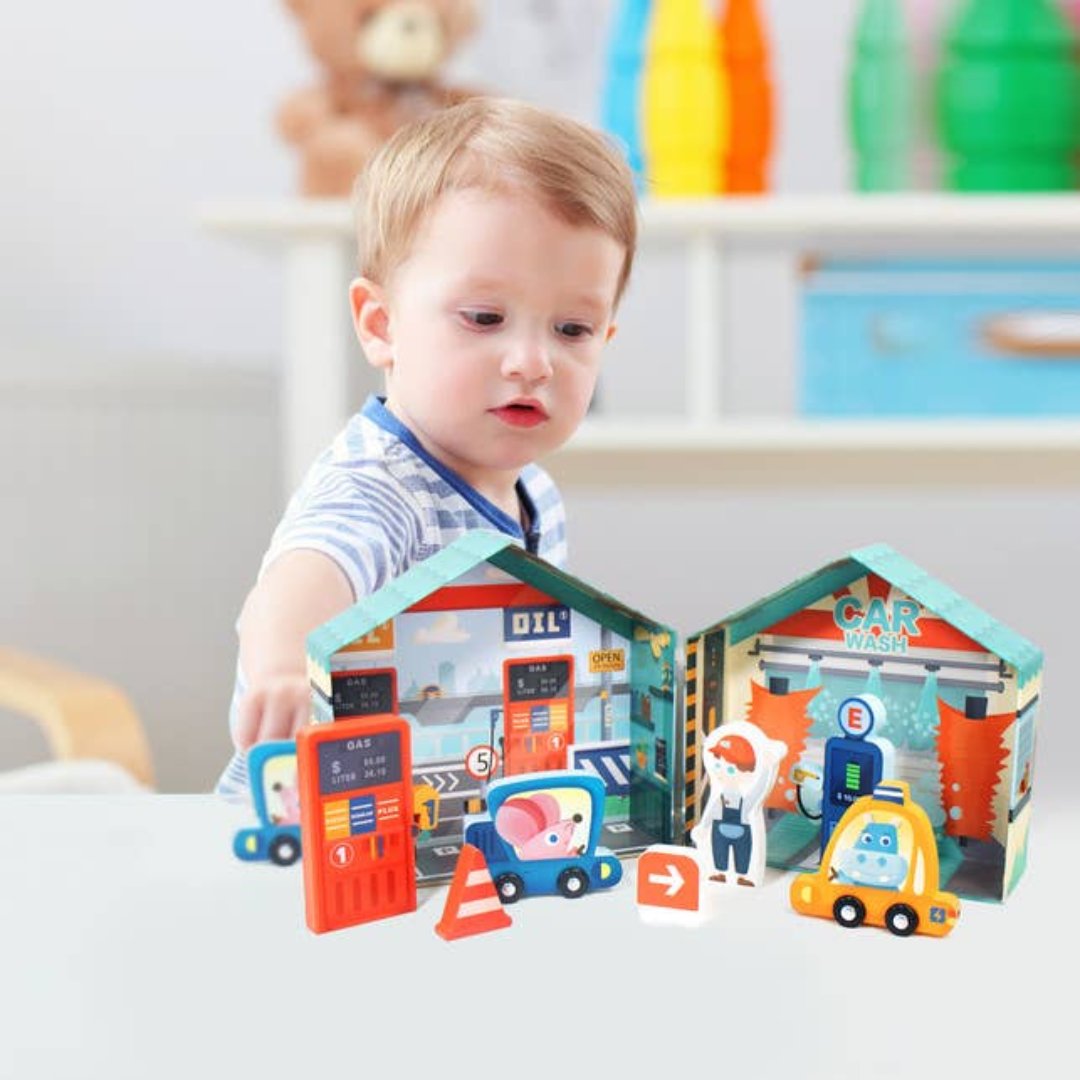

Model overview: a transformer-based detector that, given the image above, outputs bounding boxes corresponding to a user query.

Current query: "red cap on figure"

[710,733,756,771]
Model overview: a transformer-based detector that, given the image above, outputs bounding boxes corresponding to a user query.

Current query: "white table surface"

[0,794,1073,1080]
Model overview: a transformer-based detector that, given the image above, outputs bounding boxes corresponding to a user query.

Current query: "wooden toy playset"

[233,535,1042,940]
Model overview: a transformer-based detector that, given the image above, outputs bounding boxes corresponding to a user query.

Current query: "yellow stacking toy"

[643,0,729,195]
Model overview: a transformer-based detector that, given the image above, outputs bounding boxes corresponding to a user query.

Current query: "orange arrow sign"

[637,846,701,913]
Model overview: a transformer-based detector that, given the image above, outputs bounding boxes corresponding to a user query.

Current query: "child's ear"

[350,277,394,370]
[605,322,618,343]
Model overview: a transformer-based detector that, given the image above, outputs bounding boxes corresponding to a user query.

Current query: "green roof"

[694,542,1043,689]
[308,529,675,666]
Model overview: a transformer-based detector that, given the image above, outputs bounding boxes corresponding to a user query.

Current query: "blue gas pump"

[820,694,895,855]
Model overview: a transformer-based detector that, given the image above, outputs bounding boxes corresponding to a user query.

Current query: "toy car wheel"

[833,895,866,929]
[495,873,525,904]
[885,903,919,938]
[269,835,301,867]
[556,867,590,899]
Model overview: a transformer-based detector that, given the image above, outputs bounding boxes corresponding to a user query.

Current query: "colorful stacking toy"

[721,0,774,193]
[600,0,652,190]
[937,0,1080,191]
[642,0,728,195]
[848,0,913,191]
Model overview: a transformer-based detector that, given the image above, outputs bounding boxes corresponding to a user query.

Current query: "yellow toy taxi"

[789,781,960,938]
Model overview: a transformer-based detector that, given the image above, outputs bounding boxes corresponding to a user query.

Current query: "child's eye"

[555,321,593,339]
[461,310,503,328]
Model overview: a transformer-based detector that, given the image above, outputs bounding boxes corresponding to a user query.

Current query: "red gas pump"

[502,656,574,775]
[297,714,416,933]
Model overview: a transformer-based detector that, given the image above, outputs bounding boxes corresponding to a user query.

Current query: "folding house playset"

[684,544,1042,903]
[236,533,1043,934]
[304,530,681,886]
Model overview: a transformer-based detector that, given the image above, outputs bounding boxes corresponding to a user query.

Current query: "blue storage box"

[800,259,1080,417]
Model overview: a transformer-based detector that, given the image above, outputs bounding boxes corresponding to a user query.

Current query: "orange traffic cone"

[434,844,513,942]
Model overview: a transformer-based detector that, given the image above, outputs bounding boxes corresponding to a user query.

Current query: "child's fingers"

[236,679,309,750]
[289,698,311,737]
[234,688,266,750]
[258,690,298,744]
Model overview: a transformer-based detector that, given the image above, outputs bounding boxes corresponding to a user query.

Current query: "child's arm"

[234,550,354,750]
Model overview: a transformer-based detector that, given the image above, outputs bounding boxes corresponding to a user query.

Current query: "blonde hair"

[353,97,638,304]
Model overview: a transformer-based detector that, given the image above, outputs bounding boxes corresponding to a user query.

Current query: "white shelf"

[640,193,1080,239]
[200,198,352,241]
[199,195,1080,491]
[567,416,1080,451]
[200,193,1080,241]
[545,417,1080,487]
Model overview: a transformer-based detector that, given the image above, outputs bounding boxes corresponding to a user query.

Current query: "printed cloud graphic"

[414,612,471,645]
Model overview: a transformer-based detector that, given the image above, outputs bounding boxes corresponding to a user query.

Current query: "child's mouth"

[490,402,548,428]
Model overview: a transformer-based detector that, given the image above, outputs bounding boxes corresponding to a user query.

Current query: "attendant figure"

[692,721,786,887]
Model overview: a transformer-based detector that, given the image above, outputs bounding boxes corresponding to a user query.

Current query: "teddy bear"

[279,0,480,196]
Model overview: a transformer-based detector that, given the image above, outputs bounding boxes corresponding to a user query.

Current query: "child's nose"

[502,337,553,383]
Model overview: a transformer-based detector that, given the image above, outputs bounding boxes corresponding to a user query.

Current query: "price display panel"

[297,714,416,933]
[330,667,398,720]
[502,656,574,776]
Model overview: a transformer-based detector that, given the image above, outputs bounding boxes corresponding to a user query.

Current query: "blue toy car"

[232,741,302,867]
[464,770,623,902]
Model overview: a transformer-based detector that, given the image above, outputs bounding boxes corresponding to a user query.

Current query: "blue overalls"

[711,797,752,876]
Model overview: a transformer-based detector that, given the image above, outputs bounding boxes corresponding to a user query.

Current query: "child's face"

[352,186,624,499]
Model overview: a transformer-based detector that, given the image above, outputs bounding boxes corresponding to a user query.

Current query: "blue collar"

[361,395,541,553]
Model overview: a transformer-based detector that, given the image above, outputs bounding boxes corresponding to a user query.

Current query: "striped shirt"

[215,395,567,798]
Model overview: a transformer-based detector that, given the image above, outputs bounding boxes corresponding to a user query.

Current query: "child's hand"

[234,673,313,750]
[234,549,355,751]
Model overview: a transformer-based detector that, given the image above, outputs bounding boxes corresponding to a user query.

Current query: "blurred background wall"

[1,1,1071,803]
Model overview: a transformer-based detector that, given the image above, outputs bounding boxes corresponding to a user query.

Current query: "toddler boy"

[216,97,637,796]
